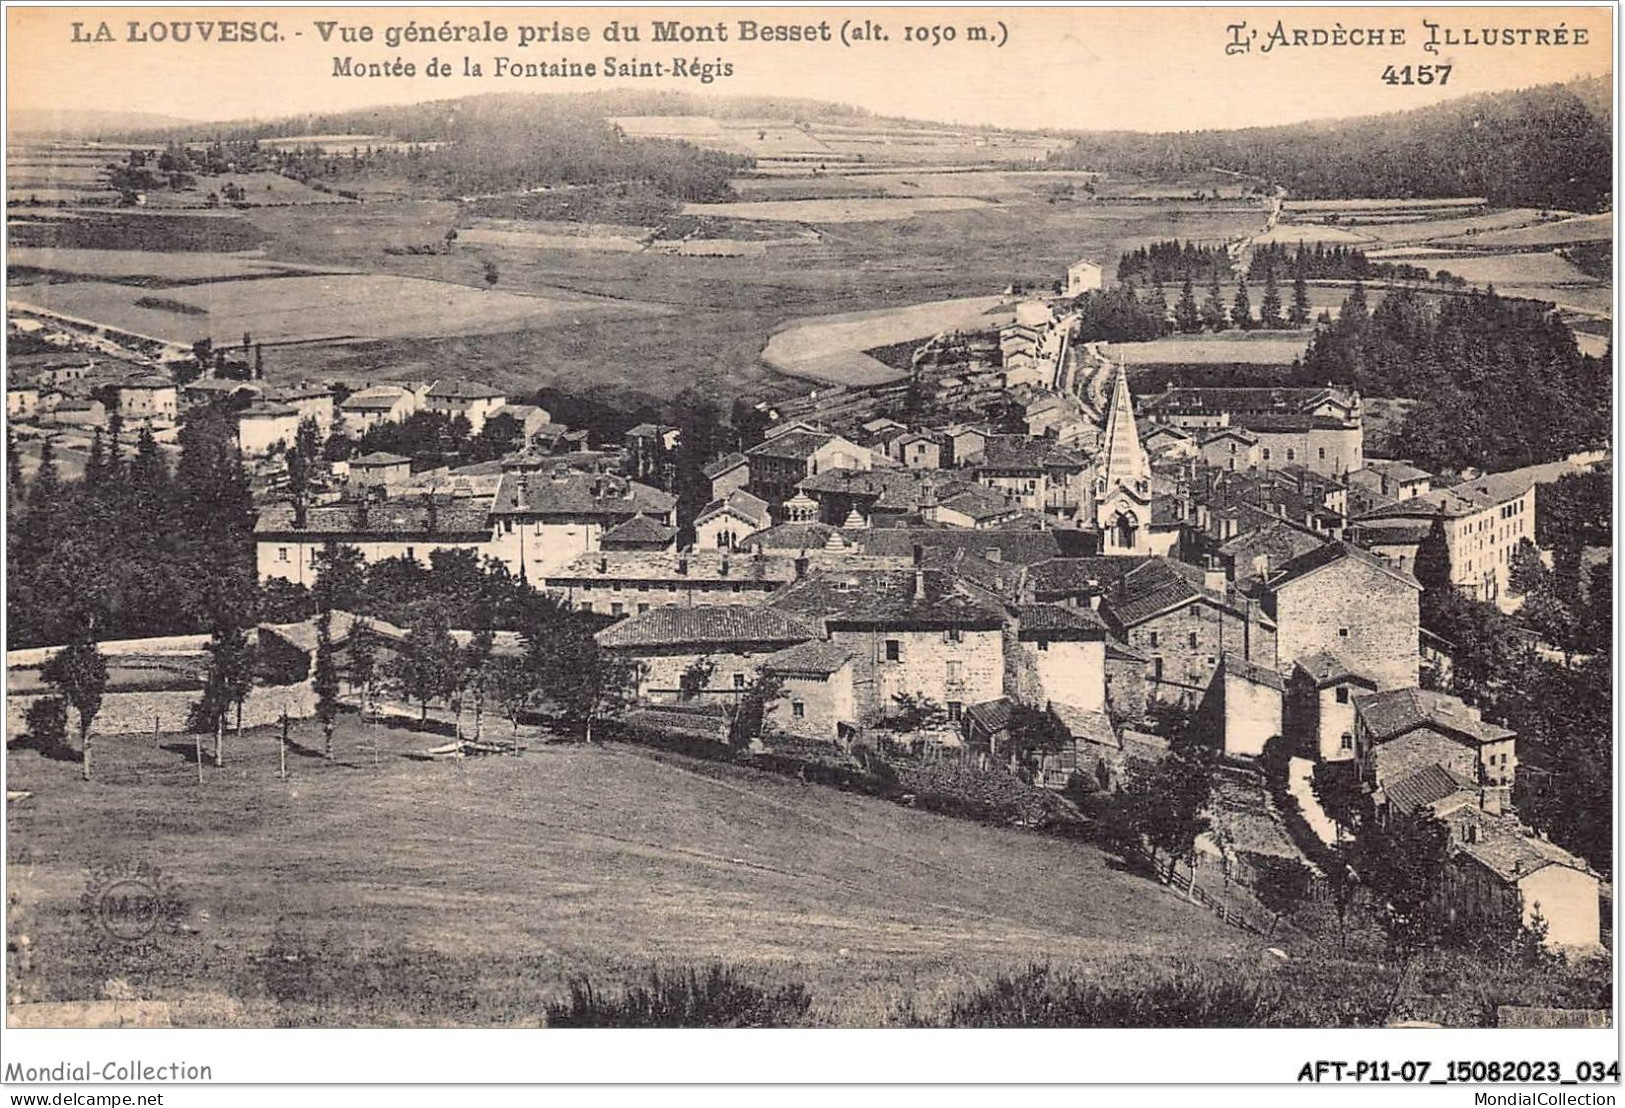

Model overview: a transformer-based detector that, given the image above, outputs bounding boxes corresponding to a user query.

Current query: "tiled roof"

[1018,603,1108,639]
[596,607,819,650]
[746,428,837,461]
[1121,729,1170,763]
[1107,636,1148,662]
[600,513,678,546]
[122,374,175,389]
[938,484,1018,522]
[1454,809,1593,883]
[760,639,856,676]
[970,435,1087,471]
[1143,385,1350,416]
[1027,556,1148,597]
[702,451,748,479]
[1266,540,1420,592]
[353,451,411,466]
[769,567,1008,629]
[1217,521,1328,569]
[492,473,675,518]
[254,499,490,541]
[240,402,299,418]
[1450,472,1536,508]
[1352,523,1432,547]
[342,387,410,411]
[1050,703,1117,748]
[1384,763,1476,817]
[1354,687,1516,745]
[799,467,930,511]
[965,697,1013,734]
[550,549,794,585]
[737,523,847,552]
[695,489,772,531]
[426,379,505,400]
[861,528,1061,566]
[1292,650,1376,690]
[1222,651,1285,691]
[1362,459,1435,484]
[1100,558,1216,628]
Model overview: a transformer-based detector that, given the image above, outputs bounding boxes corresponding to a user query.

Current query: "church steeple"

[1098,364,1149,497]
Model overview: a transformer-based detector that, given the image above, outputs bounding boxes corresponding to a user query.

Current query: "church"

[1093,365,1156,556]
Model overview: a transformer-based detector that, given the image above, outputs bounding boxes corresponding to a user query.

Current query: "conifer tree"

[1290,273,1312,327]
[1231,278,1253,330]
[1174,278,1201,334]
[1260,269,1285,329]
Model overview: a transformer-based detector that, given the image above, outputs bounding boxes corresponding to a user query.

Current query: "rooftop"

[695,489,772,528]
[492,472,675,519]
[769,567,1008,629]
[1266,540,1421,593]
[596,606,819,650]
[254,499,490,540]
[599,513,678,547]
[352,451,411,466]
[1354,687,1516,746]
[1384,763,1477,817]
[746,428,839,462]
[1017,603,1109,640]
[426,379,506,400]
[548,549,795,586]
[760,639,857,677]
[1292,650,1376,691]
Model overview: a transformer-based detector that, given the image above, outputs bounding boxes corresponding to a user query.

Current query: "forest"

[1299,285,1612,473]
[1051,78,1611,211]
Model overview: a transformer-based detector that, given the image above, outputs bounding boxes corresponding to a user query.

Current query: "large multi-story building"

[1353,472,1535,605]
[1141,385,1363,477]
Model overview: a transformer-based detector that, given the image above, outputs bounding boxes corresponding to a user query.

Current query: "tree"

[393,603,462,724]
[1348,811,1451,1011]
[484,655,536,737]
[312,541,367,613]
[728,671,784,750]
[25,696,69,757]
[1254,856,1313,935]
[314,609,342,759]
[348,618,378,716]
[1103,740,1216,877]
[1259,270,1285,329]
[286,416,322,529]
[1174,278,1201,334]
[889,692,948,734]
[41,636,108,781]
[1003,703,1072,776]
[1201,273,1229,332]
[679,656,716,703]
[531,621,640,743]
[1290,274,1312,327]
[1506,538,1549,597]
[202,627,253,763]
[461,626,496,740]
[1230,278,1253,330]
[483,260,500,289]
[1413,515,1454,615]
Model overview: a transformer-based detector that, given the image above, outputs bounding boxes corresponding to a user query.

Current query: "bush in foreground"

[545,964,814,1028]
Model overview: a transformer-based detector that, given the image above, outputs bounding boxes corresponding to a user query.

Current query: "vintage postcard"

[1,1,1616,1094]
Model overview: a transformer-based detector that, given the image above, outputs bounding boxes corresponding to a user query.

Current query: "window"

[1340,732,1353,751]
[792,701,805,719]
[946,661,963,684]
[611,581,622,592]
[1261,448,1272,461]
[947,701,963,722]
[1152,657,1164,681]
[733,673,746,689]
[1286,448,1296,462]
[1335,686,1349,704]
[610,602,624,616]
[580,602,593,613]
[1036,639,1049,652]
[1148,631,1160,648]
[945,627,962,643]
[1228,442,1237,455]
[1318,447,1326,461]
[278,547,289,563]
[1337,627,1350,638]
[405,546,415,562]
[1188,631,1198,649]
[638,604,650,614]
[885,640,901,662]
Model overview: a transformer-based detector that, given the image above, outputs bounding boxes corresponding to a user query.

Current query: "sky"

[7,5,1615,133]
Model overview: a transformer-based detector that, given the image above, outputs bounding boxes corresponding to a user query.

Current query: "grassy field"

[12,273,664,347]
[7,247,343,284]
[1102,332,1312,366]
[1465,213,1612,248]
[762,295,1010,385]
[681,196,995,222]
[5,715,1243,1026]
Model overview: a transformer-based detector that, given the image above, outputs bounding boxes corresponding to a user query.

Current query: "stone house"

[745,427,871,511]
[1439,807,1601,952]
[703,452,751,501]
[1012,603,1108,714]
[425,379,507,434]
[254,498,490,584]
[595,607,820,704]
[261,382,336,434]
[545,549,797,617]
[694,489,772,550]
[348,451,412,490]
[115,374,179,426]
[486,471,677,582]
[769,565,1007,725]
[1353,474,1535,607]
[760,639,860,741]
[236,403,302,458]
[1263,540,1420,691]
[1099,557,1277,708]
[888,430,944,470]
[1194,652,1285,759]
[341,385,415,433]
[1285,650,1378,763]
[1354,686,1517,812]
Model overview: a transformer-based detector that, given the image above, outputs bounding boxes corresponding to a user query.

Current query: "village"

[5,231,1610,985]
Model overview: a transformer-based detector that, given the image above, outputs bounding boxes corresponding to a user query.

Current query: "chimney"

[598,556,608,574]
[794,554,809,580]
[914,568,927,601]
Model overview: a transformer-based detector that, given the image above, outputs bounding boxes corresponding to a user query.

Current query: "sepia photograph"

[0,1,1618,1094]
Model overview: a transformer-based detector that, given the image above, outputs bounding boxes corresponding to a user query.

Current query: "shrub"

[23,696,70,757]
[925,964,1283,1028]
[545,964,814,1028]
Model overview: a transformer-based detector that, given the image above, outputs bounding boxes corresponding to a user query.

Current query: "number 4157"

[1383,64,1451,85]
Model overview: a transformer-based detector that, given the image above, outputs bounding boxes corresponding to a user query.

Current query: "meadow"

[761,295,1010,385]
[5,716,1241,1026]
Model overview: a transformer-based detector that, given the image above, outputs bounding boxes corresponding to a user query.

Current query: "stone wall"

[1272,558,1419,691]
[8,679,314,738]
